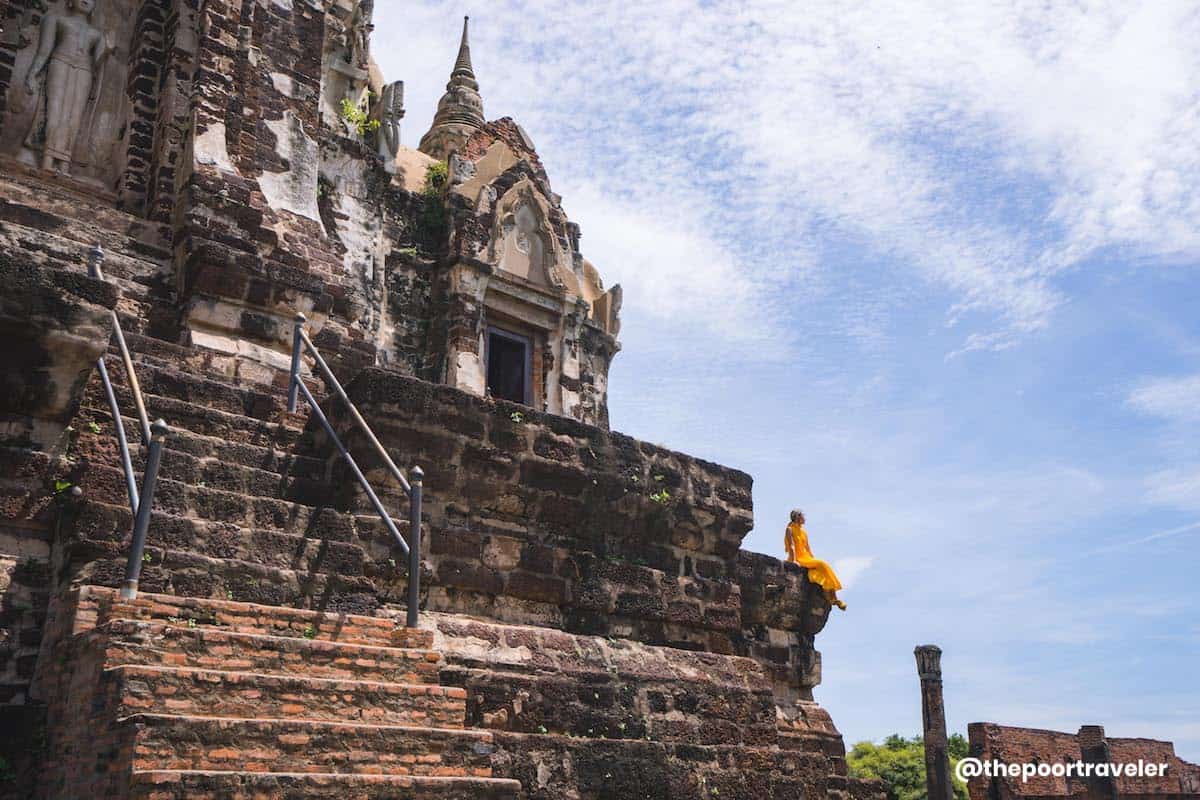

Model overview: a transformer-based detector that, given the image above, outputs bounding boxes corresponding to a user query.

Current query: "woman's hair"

[790,508,805,523]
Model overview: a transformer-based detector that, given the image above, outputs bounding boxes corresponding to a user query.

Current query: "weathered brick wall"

[25,588,124,800]
[144,0,197,225]
[0,553,49,706]
[171,0,412,381]
[967,723,1200,800]
[334,367,833,712]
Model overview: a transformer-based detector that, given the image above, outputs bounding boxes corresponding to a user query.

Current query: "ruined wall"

[334,367,833,722]
[967,723,1200,800]
[0,255,116,713]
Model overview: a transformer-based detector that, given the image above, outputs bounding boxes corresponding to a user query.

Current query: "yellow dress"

[785,522,847,610]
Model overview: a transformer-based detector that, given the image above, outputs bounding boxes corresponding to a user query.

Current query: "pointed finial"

[418,14,486,160]
[452,15,477,88]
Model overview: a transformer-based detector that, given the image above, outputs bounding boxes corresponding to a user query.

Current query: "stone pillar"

[916,645,955,800]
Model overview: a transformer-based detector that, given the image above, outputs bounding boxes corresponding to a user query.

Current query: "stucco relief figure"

[23,0,107,174]
[498,201,550,284]
[348,0,374,70]
[373,81,403,160]
[784,510,846,610]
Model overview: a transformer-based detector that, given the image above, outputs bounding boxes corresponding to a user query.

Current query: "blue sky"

[376,2,1200,760]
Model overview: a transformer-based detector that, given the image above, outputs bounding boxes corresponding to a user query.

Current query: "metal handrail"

[89,246,151,447]
[287,312,424,628]
[86,245,170,601]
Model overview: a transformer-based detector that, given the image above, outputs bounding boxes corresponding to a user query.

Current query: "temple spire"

[419,16,485,161]
[452,16,478,89]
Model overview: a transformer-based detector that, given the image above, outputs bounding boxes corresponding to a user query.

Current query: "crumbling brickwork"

[334,367,835,731]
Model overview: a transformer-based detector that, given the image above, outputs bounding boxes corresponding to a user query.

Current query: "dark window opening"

[486,328,530,405]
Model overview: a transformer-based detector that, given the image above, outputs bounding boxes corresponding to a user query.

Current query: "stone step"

[118,331,197,367]
[73,549,388,614]
[0,170,172,258]
[128,770,521,799]
[777,729,849,775]
[90,586,428,648]
[0,210,170,303]
[97,619,441,684]
[112,331,222,376]
[127,715,497,777]
[68,501,370,579]
[74,421,328,498]
[76,463,349,532]
[78,409,328,483]
[88,353,294,423]
[448,664,778,746]
[0,212,169,340]
[90,386,306,448]
[106,665,467,727]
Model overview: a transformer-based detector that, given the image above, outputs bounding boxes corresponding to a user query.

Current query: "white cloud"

[1128,375,1200,422]
[1145,468,1200,511]
[832,556,874,590]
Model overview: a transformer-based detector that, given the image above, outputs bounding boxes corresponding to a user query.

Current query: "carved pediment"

[487,179,567,291]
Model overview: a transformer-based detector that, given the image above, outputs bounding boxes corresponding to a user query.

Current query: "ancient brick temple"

[0,2,882,798]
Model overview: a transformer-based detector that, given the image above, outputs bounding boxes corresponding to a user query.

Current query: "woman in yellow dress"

[784,510,847,610]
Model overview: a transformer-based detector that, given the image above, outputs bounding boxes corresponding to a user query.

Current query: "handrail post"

[287,312,305,413]
[120,419,170,601]
[407,466,423,629]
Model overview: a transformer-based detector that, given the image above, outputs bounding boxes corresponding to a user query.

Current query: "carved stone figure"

[347,0,374,70]
[23,0,107,174]
[372,80,404,161]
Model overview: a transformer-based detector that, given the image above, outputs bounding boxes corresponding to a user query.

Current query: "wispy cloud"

[832,556,875,591]
[1128,375,1200,422]
[1145,469,1200,511]
[1093,520,1200,553]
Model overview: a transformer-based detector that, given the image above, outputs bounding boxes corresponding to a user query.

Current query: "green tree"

[847,734,969,800]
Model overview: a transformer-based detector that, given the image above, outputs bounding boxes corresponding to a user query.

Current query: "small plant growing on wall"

[339,97,380,138]
[416,161,450,253]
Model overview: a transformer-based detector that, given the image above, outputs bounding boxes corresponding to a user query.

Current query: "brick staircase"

[67,329,398,612]
[2,172,519,796]
[35,587,520,798]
